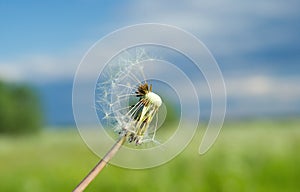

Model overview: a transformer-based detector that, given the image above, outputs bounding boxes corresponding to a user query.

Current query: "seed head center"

[146,92,162,107]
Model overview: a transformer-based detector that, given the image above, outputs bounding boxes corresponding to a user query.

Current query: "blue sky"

[0,1,125,57]
[1,0,300,121]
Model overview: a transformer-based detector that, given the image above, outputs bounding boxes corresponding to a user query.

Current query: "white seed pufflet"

[146,92,162,107]
[121,83,163,144]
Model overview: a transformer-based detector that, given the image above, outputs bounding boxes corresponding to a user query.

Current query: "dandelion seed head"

[95,48,162,144]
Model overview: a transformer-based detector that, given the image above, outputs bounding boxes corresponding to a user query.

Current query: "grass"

[0,119,299,192]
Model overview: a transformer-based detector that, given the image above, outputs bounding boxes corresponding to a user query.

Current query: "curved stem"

[73,135,127,192]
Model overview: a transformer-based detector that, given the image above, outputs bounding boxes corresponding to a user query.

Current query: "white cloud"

[0,62,25,82]
[223,75,300,116]
[126,0,299,58]
[225,75,300,101]
[0,50,83,83]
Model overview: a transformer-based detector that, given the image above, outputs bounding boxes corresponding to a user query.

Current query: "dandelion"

[125,83,162,144]
[73,50,162,192]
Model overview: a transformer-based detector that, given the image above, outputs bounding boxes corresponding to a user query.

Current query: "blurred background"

[0,1,299,191]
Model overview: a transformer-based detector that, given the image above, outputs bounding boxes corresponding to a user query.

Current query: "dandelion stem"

[73,135,127,192]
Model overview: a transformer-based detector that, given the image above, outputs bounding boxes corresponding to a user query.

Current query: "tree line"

[0,81,43,134]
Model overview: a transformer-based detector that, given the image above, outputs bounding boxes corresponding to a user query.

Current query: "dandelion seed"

[123,83,162,144]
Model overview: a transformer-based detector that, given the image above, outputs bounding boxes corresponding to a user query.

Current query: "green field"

[0,120,299,192]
